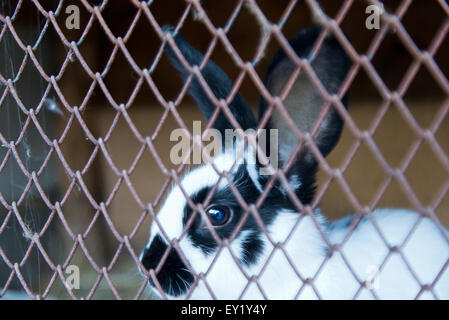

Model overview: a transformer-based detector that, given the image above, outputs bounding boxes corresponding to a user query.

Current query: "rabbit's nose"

[140,235,165,272]
[140,234,194,296]
[140,247,156,287]
[140,246,155,272]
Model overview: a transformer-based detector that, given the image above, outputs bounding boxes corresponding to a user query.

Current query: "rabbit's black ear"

[259,26,350,167]
[163,25,257,134]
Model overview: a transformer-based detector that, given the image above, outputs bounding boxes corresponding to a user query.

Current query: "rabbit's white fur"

[327,209,449,299]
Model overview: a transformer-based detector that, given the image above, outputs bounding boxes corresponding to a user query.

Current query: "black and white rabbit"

[140,25,449,299]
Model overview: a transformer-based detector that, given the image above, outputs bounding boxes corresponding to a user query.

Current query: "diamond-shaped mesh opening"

[225,3,264,62]
[1,0,449,300]
[204,246,250,299]
[340,1,378,54]
[199,0,243,28]
[319,140,390,218]
[257,247,303,299]
[372,102,419,168]
[371,31,415,92]
[404,141,449,207]
[401,0,447,50]
[54,58,98,108]
[101,51,141,105]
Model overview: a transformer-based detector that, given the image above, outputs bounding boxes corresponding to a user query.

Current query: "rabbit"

[139,25,449,300]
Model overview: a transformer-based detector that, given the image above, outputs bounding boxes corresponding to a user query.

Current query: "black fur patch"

[163,25,257,135]
[240,230,264,266]
[141,235,193,297]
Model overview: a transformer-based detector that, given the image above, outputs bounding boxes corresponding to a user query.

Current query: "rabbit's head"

[140,25,350,299]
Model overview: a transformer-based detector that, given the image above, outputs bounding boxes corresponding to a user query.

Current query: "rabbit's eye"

[206,206,231,226]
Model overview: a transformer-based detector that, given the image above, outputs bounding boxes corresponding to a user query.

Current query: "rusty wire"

[0,0,448,300]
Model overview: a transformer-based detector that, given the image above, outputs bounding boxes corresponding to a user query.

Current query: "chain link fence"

[0,0,449,299]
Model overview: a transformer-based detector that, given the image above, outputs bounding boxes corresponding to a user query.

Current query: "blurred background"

[0,0,448,299]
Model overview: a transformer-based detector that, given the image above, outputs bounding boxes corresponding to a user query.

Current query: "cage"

[0,0,448,300]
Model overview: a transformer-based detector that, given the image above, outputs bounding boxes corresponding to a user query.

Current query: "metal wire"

[0,0,448,300]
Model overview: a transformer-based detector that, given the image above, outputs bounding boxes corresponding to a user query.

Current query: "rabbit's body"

[182,208,449,300]
[327,209,449,299]
[140,25,449,299]
[241,209,449,300]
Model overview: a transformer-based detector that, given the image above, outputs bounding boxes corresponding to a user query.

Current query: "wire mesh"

[0,0,448,300]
